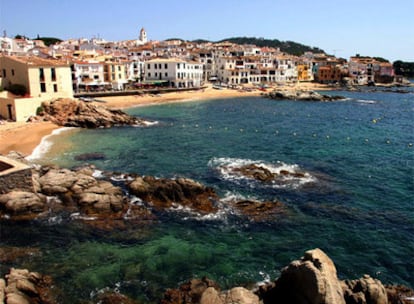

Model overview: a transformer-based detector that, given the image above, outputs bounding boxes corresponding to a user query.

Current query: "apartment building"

[0,55,73,121]
[145,58,203,88]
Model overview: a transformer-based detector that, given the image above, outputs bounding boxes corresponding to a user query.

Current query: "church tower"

[139,27,147,44]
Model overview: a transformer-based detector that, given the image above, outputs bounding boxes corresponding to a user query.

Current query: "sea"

[1,88,414,303]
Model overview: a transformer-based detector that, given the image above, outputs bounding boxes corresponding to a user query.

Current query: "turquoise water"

[1,89,413,303]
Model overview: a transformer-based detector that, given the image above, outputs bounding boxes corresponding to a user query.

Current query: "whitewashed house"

[145,58,203,88]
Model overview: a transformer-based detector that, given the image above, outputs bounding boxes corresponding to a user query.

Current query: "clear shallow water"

[2,90,414,303]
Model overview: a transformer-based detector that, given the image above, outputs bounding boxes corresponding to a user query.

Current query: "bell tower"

[139,27,147,44]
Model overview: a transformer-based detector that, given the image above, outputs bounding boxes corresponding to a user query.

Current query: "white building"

[72,60,107,92]
[145,58,203,88]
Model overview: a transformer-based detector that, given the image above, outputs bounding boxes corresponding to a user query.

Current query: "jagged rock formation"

[38,98,148,128]
[231,163,306,183]
[0,268,57,304]
[128,176,219,214]
[258,248,346,304]
[342,275,388,304]
[265,90,345,102]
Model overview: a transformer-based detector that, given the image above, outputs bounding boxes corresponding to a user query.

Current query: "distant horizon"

[0,0,412,62]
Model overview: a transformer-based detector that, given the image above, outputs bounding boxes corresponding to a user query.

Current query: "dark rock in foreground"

[0,268,58,304]
[38,98,148,128]
[265,90,345,102]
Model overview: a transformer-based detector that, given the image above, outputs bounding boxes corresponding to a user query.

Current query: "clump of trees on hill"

[393,61,414,78]
[217,37,325,56]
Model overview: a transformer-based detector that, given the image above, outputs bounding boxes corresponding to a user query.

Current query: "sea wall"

[0,156,33,194]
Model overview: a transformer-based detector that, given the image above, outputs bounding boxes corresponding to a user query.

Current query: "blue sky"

[0,0,412,61]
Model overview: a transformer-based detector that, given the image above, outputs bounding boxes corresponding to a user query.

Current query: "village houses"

[0,27,400,122]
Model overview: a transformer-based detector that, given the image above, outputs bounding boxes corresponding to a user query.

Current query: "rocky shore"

[264,90,345,102]
[1,249,412,304]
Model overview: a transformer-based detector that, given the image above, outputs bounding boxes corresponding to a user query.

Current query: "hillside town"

[0,28,405,122]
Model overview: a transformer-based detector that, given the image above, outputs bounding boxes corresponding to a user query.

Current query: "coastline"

[0,82,332,157]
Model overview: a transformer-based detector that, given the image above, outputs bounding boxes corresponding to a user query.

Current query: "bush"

[8,84,27,96]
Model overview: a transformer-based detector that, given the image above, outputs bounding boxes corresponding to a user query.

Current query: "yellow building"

[0,55,73,121]
[104,61,128,90]
[297,64,311,81]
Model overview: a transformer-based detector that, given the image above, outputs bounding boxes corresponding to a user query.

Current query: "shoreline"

[0,82,332,157]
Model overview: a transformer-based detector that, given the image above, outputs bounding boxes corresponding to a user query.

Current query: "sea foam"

[26,127,76,161]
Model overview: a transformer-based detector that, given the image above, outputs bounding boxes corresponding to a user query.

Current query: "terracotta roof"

[2,55,69,67]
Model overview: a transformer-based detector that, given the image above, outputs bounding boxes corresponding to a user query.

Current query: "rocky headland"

[33,98,149,128]
[264,90,345,102]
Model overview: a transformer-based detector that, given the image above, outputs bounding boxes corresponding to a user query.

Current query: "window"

[147,64,150,69]
[118,66,121,71]
[177,63,180,69]
[39,68,44,81]
[53,84,58,92]
[118,74,121,79]
[159,64,161,69]
[165,72,168,77]
[165,63,168,69]
[148,72,151,77]
[51,68,56,81]
[2,69,5,77]
[11,69,14,76]
[40,83,46,92]
[154,64,157,69]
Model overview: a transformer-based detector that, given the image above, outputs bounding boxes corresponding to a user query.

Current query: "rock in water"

[128,176,219,213]
[259,248,346,304]
[265,90,344,102]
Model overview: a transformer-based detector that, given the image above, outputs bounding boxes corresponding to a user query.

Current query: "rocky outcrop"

[128,176,219,214]
[38,167,125,216]
[1,268,57,304]
[0,165,155,229]
[162,277,221,304]
[0,191,47,220]
[258,248,346,304]
[39,98,148,128]
[161,277,259,304]
[231,163,307,183]
[342,275,388,304]
[265,90,345,102]
[385,285,414,304]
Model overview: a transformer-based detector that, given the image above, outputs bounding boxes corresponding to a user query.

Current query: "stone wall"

[0,156,34,194]
[0,167,34,194]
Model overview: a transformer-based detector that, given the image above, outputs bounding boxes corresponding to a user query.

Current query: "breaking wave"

[208,157,316,189]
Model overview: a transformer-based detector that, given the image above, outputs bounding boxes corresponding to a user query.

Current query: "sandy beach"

[0,82,332,157]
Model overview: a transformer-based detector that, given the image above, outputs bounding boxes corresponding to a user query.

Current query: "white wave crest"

[356,99,377,104]
[209,157,316,189]
[26,127,76,161]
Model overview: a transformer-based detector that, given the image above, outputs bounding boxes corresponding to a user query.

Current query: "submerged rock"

[231,199,286,222]
[39,98,148,128]
[74,152,106,161]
